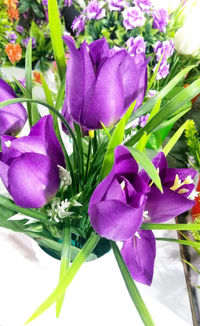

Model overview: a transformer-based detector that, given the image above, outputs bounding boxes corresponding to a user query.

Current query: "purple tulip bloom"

[140,152,197,222]
[72,15,85,35]
[0,115,65,208]
[0,79,27,136]
[126,36,146,56]
[62,37,148,130]
[84,0,106,20]
[22,37,36,49]
[121,230,156,285]
[16,25,24,34]
[123,7,146,30]
[153,8,169,33]
[89,146,150,241]
[133,0,152,13]
[108,0,126,11]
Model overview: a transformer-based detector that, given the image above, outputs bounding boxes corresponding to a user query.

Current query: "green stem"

[25,233,100,325]
[111,241,155,326]
[85,138,92,182]
[141,223,200,231]
[56,222,71,318]
[74,123,84,189]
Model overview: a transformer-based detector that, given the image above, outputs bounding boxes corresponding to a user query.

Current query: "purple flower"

[16,25,24,34]
[22,37,36,49]
[133,0,152,13]
[153,39,175,61]
[108,0,126,11]
[126,36,146,56]
[72,15,85,35]
[154,61,170,80]
[65,0,73,6]
[121,230,156,285]
[146,89,157,98]
[62,37,148,130]
[42,0,48,5]
[123,7,146,30]
[153,8,169,33]
[6,32,17,44]
[0,115,65,208]
[0,79,27,136]
[89,145,150,241]
[140,152,197,222]
[84,0,106,20]
[132,114,149,128]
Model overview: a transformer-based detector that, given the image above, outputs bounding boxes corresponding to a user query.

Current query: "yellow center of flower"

[170,174,193,194]
[120,181,126,190]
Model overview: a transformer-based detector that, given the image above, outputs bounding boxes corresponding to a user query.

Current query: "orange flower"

[5,43,22,64]
[33,71,42,84]
[7,7,19,21]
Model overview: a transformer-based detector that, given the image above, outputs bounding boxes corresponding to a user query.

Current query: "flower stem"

[141,223,200,231]
[110,241,155,326]
[56,222,71,318]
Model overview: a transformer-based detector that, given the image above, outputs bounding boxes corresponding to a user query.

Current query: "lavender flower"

[132,114,149,128]
[153,39,174,61]
[126,36,146,56]
[84,0,106,20]
[153,8,169,33]
[123,7,146,30]
[16,25,24,34]
[65,0,73,6]
[108,0,126,11]
[42,0,48,5]
[72,15,85,35]
[22,37,36,49]
[5,32,17,44]
[133,0,152,13]
[146,89,157,98]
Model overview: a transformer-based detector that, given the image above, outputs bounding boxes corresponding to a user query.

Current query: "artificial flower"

[108,0,126,11]
[152,8,169,33]
[0,79,27,136]
[84,0,106,20]
[0,115,65,208]
[5,43,22,64]
[62,37,147,130]
[123,7,146,30]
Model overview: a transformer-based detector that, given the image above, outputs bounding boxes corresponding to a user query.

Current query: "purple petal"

[0,160,9,188]
[63,36,85,124]
[8,153,60,208]
[163,168,197,187]
[145,186,195,222]
[0,79,27,136]
[89,199,143,241]
[88,38,110,69]
[121,230,156,285]
[83,51,126,129]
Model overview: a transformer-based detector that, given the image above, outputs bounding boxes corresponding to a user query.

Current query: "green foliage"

[0,1,12,61]
[185,120,200,171]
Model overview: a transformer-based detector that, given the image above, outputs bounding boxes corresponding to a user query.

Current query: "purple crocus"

[140,152,197,222]
[0,79,27,136]
[89,145,150,241]
[108,0,126,11]
[72,15,85,35]
[133,0,152,13]
[123,7,146,30]
[126,36,146,56]
[22,37,36,49]
[16,25,24,34]
[0,115,65,208]
[84,0,106,20]
[152,8,169,33]
[62,37,148,130]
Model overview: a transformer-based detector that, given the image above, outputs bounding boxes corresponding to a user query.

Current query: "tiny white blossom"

[58,165,72,186]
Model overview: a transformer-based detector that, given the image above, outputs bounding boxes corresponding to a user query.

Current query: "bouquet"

[0,0,200,325]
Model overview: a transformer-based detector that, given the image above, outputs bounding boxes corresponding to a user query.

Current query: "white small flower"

[143,210,151,221]
[58,166,72,187]
[188,190,199,201]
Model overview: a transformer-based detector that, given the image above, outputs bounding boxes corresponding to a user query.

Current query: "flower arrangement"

[0,0,200,325]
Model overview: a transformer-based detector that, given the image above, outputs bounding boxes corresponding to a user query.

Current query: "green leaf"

[156,238,200,249]
[56,223,71,317]
[25,39,40,126]
[127,147,163,192]
[147,54,163,93]
[100,102,135,181]
[163,120,189,156]
[111,241,155,326]
[48,0,66,81]
[25,233,100,324]
[126,65,196,127]
[141,223,200,231]
[125,76,200,146]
